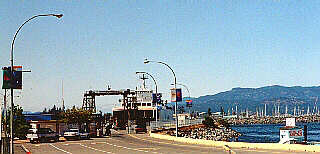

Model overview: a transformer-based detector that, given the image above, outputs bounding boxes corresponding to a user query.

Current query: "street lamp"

[9,14,63,154]
[144,58,179,137]
[136,71,159,122]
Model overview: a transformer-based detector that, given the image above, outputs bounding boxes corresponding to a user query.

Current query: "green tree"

[64,106,93,128]
[7,105,30,139]
[207,107,212,116]
[202,116,216,128]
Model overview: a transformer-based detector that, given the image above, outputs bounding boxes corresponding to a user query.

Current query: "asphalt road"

[14,130,312,154]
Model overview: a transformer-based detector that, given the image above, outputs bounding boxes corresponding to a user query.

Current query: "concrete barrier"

[150,133,320,152]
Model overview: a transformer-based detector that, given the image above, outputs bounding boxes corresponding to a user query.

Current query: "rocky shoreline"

[162,124,241,141]
[227,115,320,125]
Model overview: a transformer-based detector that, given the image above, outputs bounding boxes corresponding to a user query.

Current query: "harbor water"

[231,122,320,143]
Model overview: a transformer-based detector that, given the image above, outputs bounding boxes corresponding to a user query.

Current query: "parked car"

[135,125,147,133]
[64,128,80,140]
[26,128,59,143]
[79,129,90,139]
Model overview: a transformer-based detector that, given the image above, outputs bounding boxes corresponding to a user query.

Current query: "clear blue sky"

[1,1,320,113]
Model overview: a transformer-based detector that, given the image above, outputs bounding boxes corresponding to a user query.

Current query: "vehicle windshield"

[37,128,53,133]
[28,129,36,133]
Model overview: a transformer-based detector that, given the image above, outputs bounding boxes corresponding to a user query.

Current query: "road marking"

[21,144,30,153]
[136,147,159,150]
[80,144,114,154]
[105,141,154,153]
[96,142,106,144]
[49,144,72,154]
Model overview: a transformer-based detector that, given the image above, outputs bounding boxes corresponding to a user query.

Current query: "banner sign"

[186,99,192,107]
[289,129,303,137]
[171,88,182,102]
[2,66,22,89]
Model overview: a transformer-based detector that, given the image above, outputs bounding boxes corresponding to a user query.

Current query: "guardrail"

[150,118,204,130]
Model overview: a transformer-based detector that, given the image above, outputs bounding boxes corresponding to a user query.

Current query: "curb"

[150,133,320,153]
[21,144,31,154]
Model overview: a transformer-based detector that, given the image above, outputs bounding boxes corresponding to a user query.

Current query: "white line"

[49,144,72,154]
[80,144,114,154]
[21,144,30,153]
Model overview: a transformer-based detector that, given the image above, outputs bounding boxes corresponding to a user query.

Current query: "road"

[14,130,311,154]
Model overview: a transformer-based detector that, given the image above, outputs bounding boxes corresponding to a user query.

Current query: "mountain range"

[186,85,320,115]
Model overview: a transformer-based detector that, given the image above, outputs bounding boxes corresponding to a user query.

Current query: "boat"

[112,75,160,129]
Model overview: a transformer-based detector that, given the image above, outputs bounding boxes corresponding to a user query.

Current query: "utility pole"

[62,80,65,111]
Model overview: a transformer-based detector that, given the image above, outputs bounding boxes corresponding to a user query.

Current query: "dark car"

[135,125,147,133]
[27,128,59,143]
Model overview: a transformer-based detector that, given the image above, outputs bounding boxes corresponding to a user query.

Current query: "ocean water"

[231,123,320,143]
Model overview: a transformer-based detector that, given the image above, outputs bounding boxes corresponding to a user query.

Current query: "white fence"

[150,118,204,131]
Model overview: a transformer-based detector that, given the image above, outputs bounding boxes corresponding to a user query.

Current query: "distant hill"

[185,85,320,115]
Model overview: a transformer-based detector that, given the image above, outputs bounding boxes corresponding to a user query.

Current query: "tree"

[7,105,30,139]
[64,106,93,128]
[48,105,64,120]
[207,107,212,116]
[202,116,216,128]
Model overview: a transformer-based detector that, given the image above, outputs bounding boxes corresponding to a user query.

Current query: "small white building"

[279,118,304,144]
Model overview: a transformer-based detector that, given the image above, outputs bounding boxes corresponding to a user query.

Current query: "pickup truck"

[27,128,59,143]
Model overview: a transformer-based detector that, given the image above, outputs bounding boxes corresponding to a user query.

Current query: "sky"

[1,1,320,113]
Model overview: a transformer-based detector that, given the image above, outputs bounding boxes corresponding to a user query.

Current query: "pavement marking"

[105,141,154,153]
[49,144,72,154]
[80,144,114,154]
[21,144,30,154]
[96,142,106,144]
[136,147,159,150]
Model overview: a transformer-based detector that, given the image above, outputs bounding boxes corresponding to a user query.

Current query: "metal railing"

[150,118,204,131]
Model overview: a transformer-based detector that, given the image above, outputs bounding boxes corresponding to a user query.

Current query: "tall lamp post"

[9,14,63,154]
[144,58,179,137]
[136,71,159,122]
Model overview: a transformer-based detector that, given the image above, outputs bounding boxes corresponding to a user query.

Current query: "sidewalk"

[14,144,26,154]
